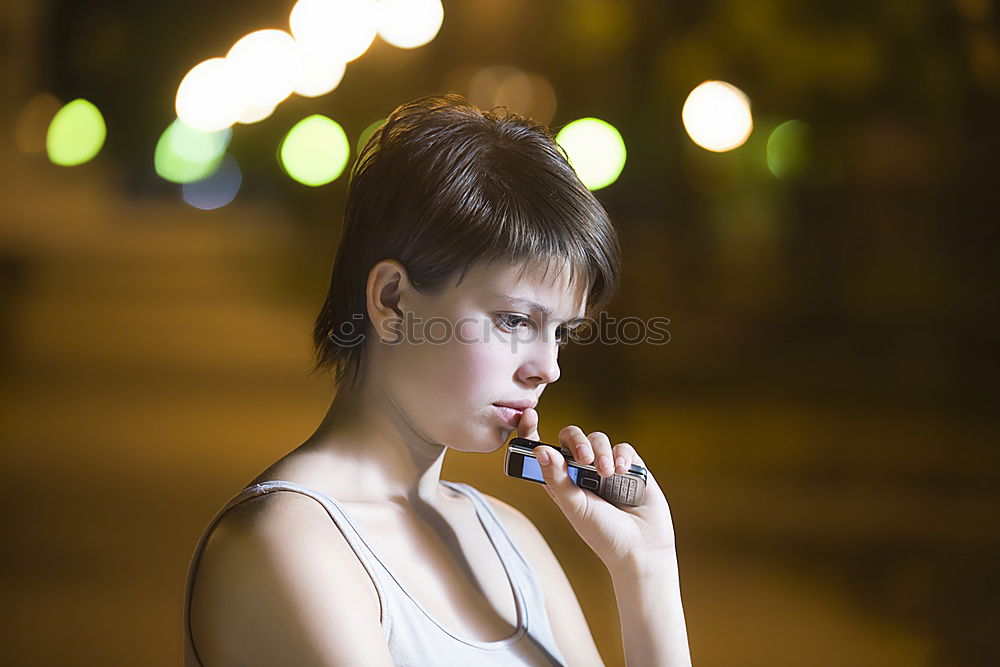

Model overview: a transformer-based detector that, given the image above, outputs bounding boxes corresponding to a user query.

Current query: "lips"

[492,399,537,411]
[492,404,524,427]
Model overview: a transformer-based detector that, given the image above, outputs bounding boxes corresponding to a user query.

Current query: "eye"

[495,313,531,332]
[496,313,574,347]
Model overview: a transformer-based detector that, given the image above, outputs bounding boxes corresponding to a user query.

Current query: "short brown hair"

[311,93,622,388]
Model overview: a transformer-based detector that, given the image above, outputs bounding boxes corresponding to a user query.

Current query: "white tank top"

[184,479,569,666]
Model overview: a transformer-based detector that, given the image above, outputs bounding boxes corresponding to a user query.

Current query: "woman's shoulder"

[189,476,385,664]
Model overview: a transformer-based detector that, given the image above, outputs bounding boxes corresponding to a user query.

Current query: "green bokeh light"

[357,118,385,155]
[555,117,626,190]
[154,119,231,184]
[766,120,810,179]
[279,115,350,187]
[46,99,106,166]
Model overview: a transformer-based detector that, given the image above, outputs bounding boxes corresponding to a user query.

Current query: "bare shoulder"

[189,490,393,666]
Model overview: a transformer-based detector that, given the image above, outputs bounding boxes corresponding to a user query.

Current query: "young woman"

[183,93,691,666]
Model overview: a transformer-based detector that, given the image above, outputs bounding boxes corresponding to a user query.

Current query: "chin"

[449,423,512,454]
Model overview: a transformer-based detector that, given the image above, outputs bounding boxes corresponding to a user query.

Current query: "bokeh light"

[236,100,278,125]
[293,44,347,97]
[16,92,61,154]
[682,80,754,152]
[182,154,242,210]
[154,119,231,184]
[555,117,626,190]
[45,98,107,166]
[376,0,444,49]
[290,0,378,63]
[462,65,558,125]
[279,115,350,186]
[226,29,301,119]
[175,57,242,132]
[357,118,385,154]
[766,120,811,179]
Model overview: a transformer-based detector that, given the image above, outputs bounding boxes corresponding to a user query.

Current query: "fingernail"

[598,455,612,472]
[615,456,626,472]
[537,448,550,465]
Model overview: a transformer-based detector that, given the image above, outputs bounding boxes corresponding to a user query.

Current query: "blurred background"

[1,0,998,665]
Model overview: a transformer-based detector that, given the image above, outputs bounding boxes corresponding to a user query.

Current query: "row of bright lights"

[176,0,444,133]
[39,79,806,210]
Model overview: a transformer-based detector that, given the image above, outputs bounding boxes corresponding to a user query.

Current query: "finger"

[612,442,636,475]
[616,446,668,508]
[587,431,615,477]
[535,445,587,517]
[516,407,540,441]
[559,424,593,464]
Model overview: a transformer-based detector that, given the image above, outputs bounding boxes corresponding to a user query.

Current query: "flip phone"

[504,436,647,506]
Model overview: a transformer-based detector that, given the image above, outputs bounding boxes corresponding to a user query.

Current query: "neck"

[301,371,450,508]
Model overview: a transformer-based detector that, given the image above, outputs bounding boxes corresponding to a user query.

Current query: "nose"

[518,334,561,386]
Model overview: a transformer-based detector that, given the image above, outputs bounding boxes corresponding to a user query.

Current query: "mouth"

[492,404,524,427]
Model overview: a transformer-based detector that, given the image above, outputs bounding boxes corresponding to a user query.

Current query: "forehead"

[453,259,588,319]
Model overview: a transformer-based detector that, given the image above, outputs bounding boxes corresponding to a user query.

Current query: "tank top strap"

[440,481,544,585]
[185,480,568,667]
[439,481,566,661]
[236,480,397,620]
[183,480,397,667]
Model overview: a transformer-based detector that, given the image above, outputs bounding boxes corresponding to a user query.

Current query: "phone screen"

[520,455,579,483]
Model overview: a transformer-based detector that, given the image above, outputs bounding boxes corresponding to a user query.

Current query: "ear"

[366,259,410,341]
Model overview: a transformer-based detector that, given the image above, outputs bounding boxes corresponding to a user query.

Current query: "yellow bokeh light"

[766,120,811,179]
[279,115,350,186]
[356,118,385,154]
[46,98,107,166]
[555,117,626,191]
[681,80,753,152]
[175,57,242,132]
[290,0,378,63]
[154,118,231,184]
[376,0,444,49]
[226,29,301,116]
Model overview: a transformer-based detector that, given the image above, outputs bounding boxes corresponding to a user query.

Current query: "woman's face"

[378,258,588,453]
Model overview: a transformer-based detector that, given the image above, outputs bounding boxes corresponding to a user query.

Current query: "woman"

[184,93,691,666]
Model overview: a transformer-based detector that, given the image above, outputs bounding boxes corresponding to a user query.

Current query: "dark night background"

[1,1,998,665]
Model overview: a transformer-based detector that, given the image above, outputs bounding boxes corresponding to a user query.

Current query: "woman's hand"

[515,408,677,571]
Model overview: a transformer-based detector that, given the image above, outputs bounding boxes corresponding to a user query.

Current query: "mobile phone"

[504,436,647,506]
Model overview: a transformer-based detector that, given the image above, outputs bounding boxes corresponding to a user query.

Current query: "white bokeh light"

[293,42,347,97]
[290,0,378,63]
[681,80,754,152]
[376,0,444,49]
[236,100,278,125]
[226,29,302,116]
[175,58,242,132]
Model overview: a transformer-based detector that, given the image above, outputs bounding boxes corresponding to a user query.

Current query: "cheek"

[385,321,520,445]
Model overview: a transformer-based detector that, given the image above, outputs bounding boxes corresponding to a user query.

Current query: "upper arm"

[484,494,606,667]
[190,492,395,667]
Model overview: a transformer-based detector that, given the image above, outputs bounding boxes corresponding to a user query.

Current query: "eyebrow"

[491,294,587,326]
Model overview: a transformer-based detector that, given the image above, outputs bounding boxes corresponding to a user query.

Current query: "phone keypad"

[607,474,638,504]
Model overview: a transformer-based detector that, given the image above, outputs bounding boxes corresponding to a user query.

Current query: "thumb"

[535,445,588,519]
